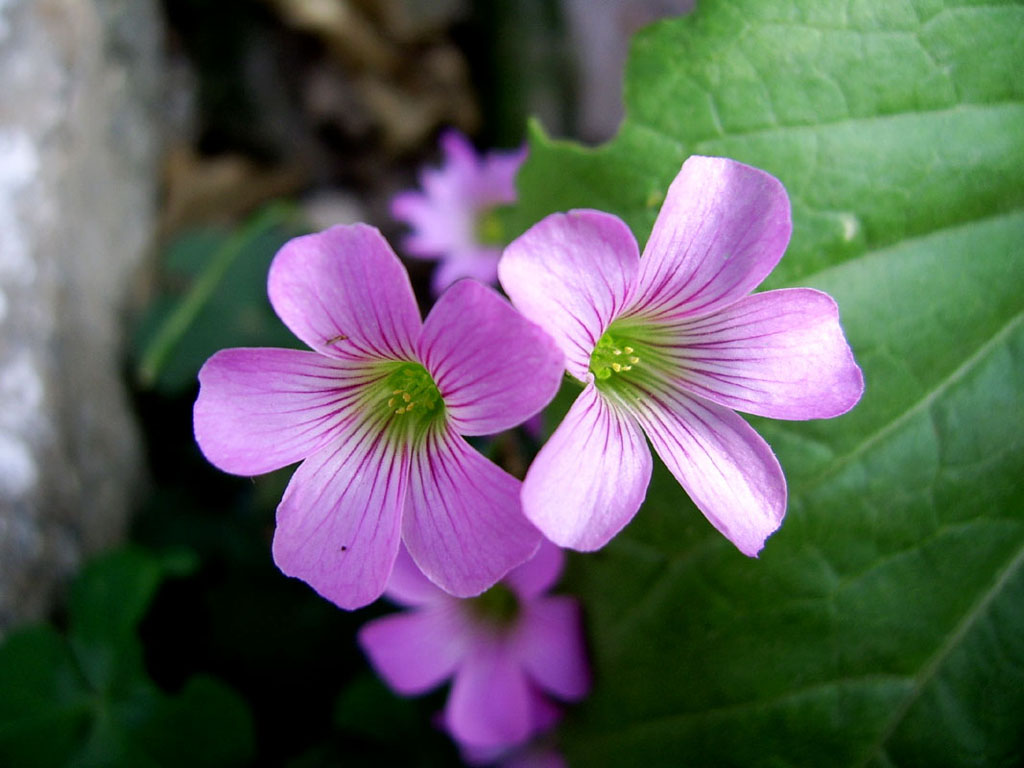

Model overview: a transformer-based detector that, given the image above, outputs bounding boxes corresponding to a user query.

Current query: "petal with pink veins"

[500,210,639,380]
[627,156,791,322]
[404,428,541,597]
[271,415,409,610]
[194,347,380,476]
[521,384,652,551]
[268,224,422,360]
[420,280,564,436]
[654,287,865,419]
[630,384,786,557]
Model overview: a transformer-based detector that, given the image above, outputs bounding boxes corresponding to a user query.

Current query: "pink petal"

[271,415,408,610]
[420,280,564,436]
[630,385,786,557]
[403,427,541,597]
[499,210,640,380]
[521,384,652,551]
[357,604,468,695]
[267,224,422,360]
[626,156,792,322]
[516,596,590,701]
[383,545,448,608]
[445,643,533,749]
[655,288,865,419]
[194,347,380,476]
[503,539,565,600]
[430,249,501,293]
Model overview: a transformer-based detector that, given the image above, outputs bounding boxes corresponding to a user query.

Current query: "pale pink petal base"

[357,605,468,694]
[657,288,865,419]
[420,280,564,436]
[404,428,541,597]
[383,545,447,608]
[630,386,786,557]
[503,539,565,600]
[500,210,639,379]
[272,418,408,609]
[521,384,652,551]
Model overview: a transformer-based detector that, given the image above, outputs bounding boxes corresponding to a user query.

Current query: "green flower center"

[475,207,505,247]
[465,583,520,628]
[377,362,445,440]
[589,331,642,381]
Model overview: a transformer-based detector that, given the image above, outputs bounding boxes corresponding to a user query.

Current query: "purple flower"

[193,224,564,609]
[392,130,527,295]
[498,156,865,556]
[358,540,590,752]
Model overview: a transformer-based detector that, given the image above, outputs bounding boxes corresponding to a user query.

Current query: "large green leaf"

[510,1,1024,765]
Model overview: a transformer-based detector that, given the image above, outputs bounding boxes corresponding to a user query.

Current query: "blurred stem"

[136,202,298,388]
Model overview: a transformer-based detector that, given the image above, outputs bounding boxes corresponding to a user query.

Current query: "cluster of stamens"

[590,332,642,381]
[381,363,442,419]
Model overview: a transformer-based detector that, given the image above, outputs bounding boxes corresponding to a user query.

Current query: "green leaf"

[0,548,252,768]
[511,1,1024,765]
[133,203,307,394]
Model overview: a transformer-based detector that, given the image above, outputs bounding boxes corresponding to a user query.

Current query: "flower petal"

[499,210,639,380]
[503,539,565,600]
[430,250,501,294]
[268,224,421,360]
[194,347,379,476]
[357,604,467,695]
[420,280,564,436]
[271,416,408,610]
[517,596,590,701]
[521,383,652,551]
[383,545,448,608]
[445,643,533,750]
[655,288,865,419]
[627,156,791,321]
[630,385,786,557]
[403,428,541,597]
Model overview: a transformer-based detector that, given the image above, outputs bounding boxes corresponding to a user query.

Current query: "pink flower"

[392,130,527,295]
[499,156,865,556]
[193,224,564,609]
[358,541,590,753]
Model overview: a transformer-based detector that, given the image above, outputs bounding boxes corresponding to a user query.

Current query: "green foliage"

[0,548,254,768]
[511,1,1024,765]
[133,203,307,395]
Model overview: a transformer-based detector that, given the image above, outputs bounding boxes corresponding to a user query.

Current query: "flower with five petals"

[498,156,864,556]
[194,224,564,609]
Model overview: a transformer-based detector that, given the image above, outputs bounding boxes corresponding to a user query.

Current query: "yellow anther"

[388,397,396,407]
[396,407,407,414]
[613,349,622,356]
[623,346,634,354]
[628,356,640,364]
[622,364,633,371]
[611,362,622,372]
[402,393,411,402]
[406,402,415,411]
[392,389,403,395]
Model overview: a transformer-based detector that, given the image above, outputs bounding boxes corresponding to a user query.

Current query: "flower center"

[465,583,520,628]
[589,331,642,381]
[475,207,505,246]
[378,362,445,437]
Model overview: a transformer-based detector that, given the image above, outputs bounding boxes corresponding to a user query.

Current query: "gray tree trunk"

[0,0,162,632]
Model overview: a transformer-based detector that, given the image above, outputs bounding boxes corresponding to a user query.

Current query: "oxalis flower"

[392,129,526,294]
[193,224,564,609]
[499,156,864,556]
[358,540,589,753]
